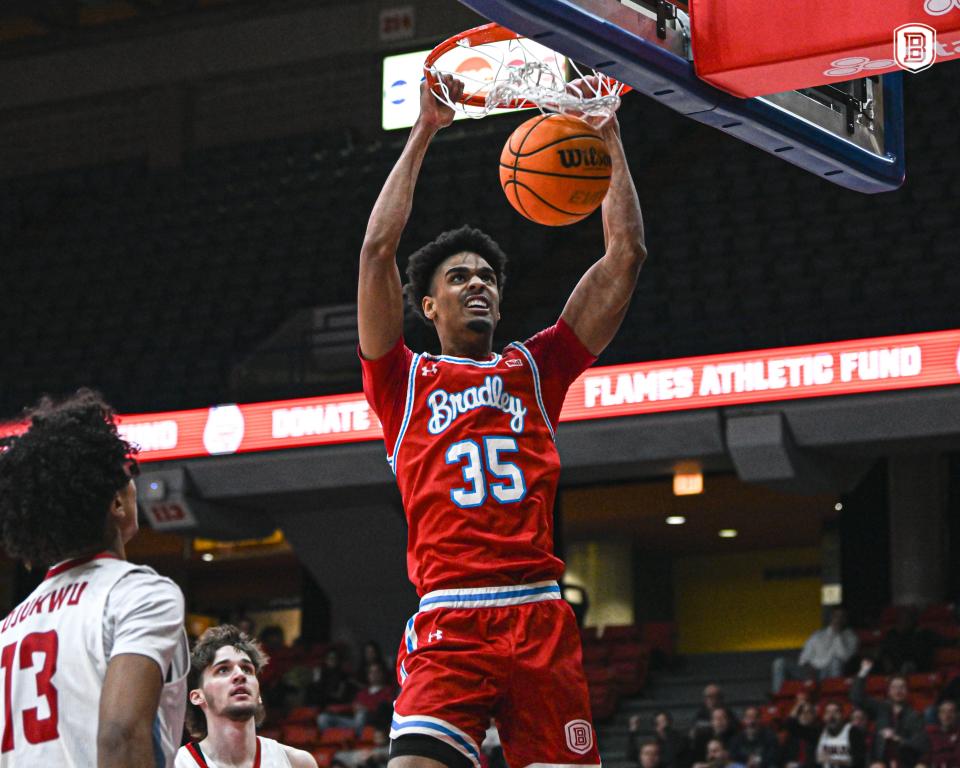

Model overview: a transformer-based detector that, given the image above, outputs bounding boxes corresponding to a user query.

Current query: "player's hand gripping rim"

[420,72,463,131]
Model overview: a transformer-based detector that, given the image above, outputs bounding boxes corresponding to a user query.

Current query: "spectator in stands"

[816,701,867,768]
[929,675,960,724]
[850,708,874,758]
[729,705,779,768]
[654,710,692,768]
[692,685,736,736]
[916,699,960,768]
[306,647,357,709]
[640,741,665,768]
[259,625,287,654]
[630,712,688,768]
[318,660,395,737]
[694,708,739,762]
[693,738,745,768]
[361,641,386,670]
[783,697,821,768]
[878,606,937,675]
[773,608,859,694]
[852,658,928,768]
[236,614,257,638]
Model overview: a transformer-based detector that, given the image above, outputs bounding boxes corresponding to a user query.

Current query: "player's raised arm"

[560,115,647,356]
[357,75,464,360]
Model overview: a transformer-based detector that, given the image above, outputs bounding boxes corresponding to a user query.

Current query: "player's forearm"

[361,119,437,261]
[600,120,646,274]
[97,720,157,768]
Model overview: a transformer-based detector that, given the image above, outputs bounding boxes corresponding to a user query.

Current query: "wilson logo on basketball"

[556,147,612,169]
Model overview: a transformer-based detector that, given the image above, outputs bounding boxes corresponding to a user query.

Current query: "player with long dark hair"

[0,389,189,767]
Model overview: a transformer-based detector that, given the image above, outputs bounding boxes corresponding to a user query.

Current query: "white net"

[427,32,625,126]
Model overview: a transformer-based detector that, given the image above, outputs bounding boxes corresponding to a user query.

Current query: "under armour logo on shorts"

[428,630,443,643]
[565,719,593,755]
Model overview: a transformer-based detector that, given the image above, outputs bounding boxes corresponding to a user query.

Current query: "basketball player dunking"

[358,74,646,768]
[0,390,189,767]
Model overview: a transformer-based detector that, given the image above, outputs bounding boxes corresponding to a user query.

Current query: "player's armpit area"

[98,653,164,768]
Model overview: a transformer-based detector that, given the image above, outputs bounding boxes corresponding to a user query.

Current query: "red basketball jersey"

[361,320,595,595]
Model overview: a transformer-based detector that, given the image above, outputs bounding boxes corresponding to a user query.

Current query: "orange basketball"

[499,113,611,226]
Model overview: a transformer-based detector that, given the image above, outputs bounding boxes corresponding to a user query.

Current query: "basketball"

[499,113,612,226]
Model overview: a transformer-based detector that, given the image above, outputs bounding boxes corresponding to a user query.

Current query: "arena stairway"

[598,650,787,768]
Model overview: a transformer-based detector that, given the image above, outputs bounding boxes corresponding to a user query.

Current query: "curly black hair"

[186,624,269,739]
[0,389,135,566]
[404,225,508,324]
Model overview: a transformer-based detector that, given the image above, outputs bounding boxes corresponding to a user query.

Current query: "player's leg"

[498,599,601,768]
[390,609,504,768]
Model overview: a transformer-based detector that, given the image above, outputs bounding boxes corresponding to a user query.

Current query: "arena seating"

[580,624,657,720]
[769,601,960,715]
[1,62,958,419]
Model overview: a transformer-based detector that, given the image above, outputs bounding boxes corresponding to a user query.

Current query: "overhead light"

[673,462,703,496]
[718,529,738,538]
[201,553,214,562]
[834,502,843,511]
[666,516,687,525]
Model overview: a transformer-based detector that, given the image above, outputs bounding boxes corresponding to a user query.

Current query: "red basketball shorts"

[390,581,601,768]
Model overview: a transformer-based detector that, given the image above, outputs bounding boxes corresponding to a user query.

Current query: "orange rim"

[424,21,631,110]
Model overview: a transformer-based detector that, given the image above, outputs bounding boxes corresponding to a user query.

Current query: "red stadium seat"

[866,675,890,695]
[774,679,816,701]
[759,704,782,727]
[286,706,321,724]
[581,644,609,664]
[920,603,956,624]
[282,724,320,749]
[319,726,356,748]
[609,641,648,661]
[907,672,940,692]
[585,666,614,686]
[909,692,935,712]
[935,647,960,667]
[820,677,852,696]
[312,747,339,768]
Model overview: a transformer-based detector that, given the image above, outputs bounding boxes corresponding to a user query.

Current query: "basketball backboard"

[456,0,909,193]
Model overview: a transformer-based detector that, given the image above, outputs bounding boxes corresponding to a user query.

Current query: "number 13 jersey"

[361,320,595,596]
[0,553,189,767]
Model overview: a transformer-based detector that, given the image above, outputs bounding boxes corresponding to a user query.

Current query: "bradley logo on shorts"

[565,720,594,755]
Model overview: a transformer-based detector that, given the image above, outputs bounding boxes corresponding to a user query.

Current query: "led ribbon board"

[1,329,958,461]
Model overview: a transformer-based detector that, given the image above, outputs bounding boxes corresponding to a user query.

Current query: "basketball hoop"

[424,22,629,126]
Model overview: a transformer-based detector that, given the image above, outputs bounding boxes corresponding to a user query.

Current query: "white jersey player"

[0,389,189,767]
[177,625,317,768]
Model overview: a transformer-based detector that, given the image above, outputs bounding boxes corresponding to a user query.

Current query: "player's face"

[197,646,261,723]
[424,252,501,337]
